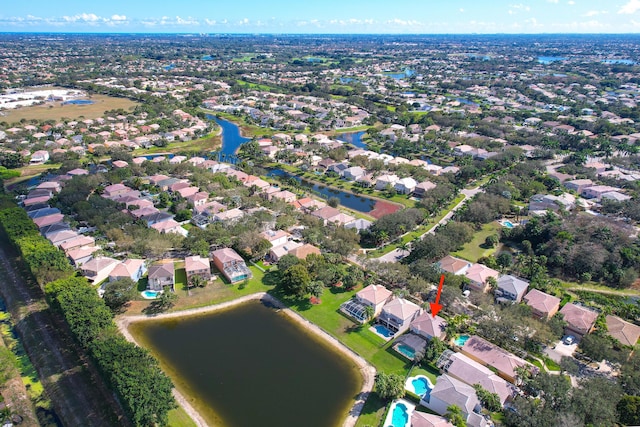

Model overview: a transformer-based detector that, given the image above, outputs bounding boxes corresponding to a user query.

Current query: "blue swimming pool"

[397,344,415,359]
[389,402,409,427]
[63,99,95,105]
[374,324,394,338]
[455,334,470,347]
[412,376,433,398]
[141,290,161,299]
[502,220,515,228]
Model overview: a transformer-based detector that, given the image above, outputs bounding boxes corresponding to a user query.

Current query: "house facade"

[378,297,422,336]
[211,248,252,283]
[147,260,175,291]
[184,255,212,281]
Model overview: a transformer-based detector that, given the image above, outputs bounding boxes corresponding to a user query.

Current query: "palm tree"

[364,305,375,323]
[445,405,466,427]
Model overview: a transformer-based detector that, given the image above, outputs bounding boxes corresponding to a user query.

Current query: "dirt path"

[117,292,376,427]
[0,240,128,427]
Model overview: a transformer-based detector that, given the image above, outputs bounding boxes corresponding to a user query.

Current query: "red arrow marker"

[429,274,445,318]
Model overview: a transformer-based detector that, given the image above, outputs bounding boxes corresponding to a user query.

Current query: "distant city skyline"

[2,0,640,34]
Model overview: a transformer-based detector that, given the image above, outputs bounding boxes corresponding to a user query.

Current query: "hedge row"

[0,202,176,426]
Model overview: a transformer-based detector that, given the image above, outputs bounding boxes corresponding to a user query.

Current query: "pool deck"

[116,292,376,427]
[383,399,416,427]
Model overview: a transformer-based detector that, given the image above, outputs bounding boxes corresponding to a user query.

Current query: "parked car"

[563,335,576,345]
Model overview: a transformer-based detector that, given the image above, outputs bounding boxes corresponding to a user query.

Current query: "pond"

[206,115,251,156]
[129,299,362,427]
[62,99,95,105]
[336,131,366,148]
[267,168,377,213]
[538,56,566,64]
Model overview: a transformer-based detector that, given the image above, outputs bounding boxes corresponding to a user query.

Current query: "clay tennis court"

[368,200,402,219]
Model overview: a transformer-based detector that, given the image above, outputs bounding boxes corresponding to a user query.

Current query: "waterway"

[129,300,362,427]
[267,168,376,213]
[336,131,366,148]
[206,115,251,156]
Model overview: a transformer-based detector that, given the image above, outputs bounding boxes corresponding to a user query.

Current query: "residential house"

[413,181,437,197]
[564,179,593,193]
[59,235,95,252]
[109,259,147,283]
[30,150,49,164]
[142,211,173,226]
[269,241,303,263]
[437,351,516,406]
[422,374,487,427]
[464,264,499,292]
[340,284,393,323]
[460,335,535,384]
[147,261,175,291]
[66,245,99,267]
[495,275,529,303]
[437,255,472,275]
[28,207,61,220]
[523,289,561,319]
[378,297,422,337]
[46,229,80,247]
[81,256,119,284]
[184,255,212,281]
[343,166,366,181]
[559,303,599,338]
[375,174,399,191]
[103,183,131,199]
[410,312,447,340]
[213,208,245,223]
[260,229,291,248]
[605,315,640,347]
[270,190,297,203]
[581,185,621,200]
[311,206,341,225]
[394,177,417,194]
[33,213,65,229]
[410,412,455,427]
[151,219,188,236]
[211,248,252,283]
[345,218,373,233]
[288,244,321,260]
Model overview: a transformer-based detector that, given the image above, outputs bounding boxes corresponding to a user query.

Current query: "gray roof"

[496,275,529,296]
[431,374,481,415]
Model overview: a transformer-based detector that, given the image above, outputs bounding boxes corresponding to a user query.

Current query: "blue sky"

[2,0,640,33]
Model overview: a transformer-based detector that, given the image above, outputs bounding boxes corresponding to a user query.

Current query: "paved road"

[0,241,127,427]
[376,186,484,263]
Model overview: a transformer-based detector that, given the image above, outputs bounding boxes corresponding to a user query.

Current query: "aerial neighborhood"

[0,33,639,427]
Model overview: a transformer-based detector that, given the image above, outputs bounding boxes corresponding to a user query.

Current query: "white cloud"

[111,15,127,21]
[583,10,608,17]
[62,13,101,23]
[510,4,531,11]
[567,1,575,5]
[547,0,559,3]
[385,18,422,26]
[238,18,249,25]
[619,0,640,14]
[459,8,465,12]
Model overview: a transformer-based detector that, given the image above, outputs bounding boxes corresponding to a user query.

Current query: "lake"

[267,168,377,213]
[538,56,566,64]
[129,299,362,427]
[206,115,251,156]
[337,131,366,148]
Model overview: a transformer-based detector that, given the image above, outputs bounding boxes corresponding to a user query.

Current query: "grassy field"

[167,407,198,427]
[1,94,138,123]
[133,132,221,156]
[453,222,501,262]
[200,109,278,138]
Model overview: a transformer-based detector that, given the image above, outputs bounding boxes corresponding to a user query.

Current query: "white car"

[563,335,576,345]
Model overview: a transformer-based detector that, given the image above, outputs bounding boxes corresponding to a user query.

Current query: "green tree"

[484,234,499,248]
[472,384,501,412]
[374,372,405,401]
[424,337,447,363]
[327,197,339,208]
[103,278,137,313]
[158,287,178,311]
[282,264,311,297]
[277,254,300,274]
[445,404,467,427]
[308,281,324,299]
[618,395,640,426]
[343,265,364,289]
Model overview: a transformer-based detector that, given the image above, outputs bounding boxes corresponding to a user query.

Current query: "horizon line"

[1,31,640,36]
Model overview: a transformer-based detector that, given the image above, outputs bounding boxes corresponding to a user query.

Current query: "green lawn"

[168,407,198,427]
[453,222,501,262]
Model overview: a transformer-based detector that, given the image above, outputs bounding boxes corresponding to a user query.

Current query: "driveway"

[545,339,578,363]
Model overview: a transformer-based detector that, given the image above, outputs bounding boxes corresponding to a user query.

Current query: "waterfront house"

[340,284,392,323]
[378,297,422,336]
[147,260,175,291]
[410,412,455,427]
[523,289,561,319]
[394,177,417,194]
[375,174,399,191]
[109,259,147,283]
[211,248,252,283]
[184,255,212,281]
[413,181,437,197]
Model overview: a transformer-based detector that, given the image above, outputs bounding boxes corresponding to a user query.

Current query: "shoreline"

[116,292,376,427]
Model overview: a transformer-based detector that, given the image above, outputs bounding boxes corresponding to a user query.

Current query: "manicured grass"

[202,110,278,138]
[355,392,387,427]
[411,364,440,385]
[167,407,198,427]
[270,286,410,375]
[133,132,221,155]
[1,93,137,123]
[452,222,501,262]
